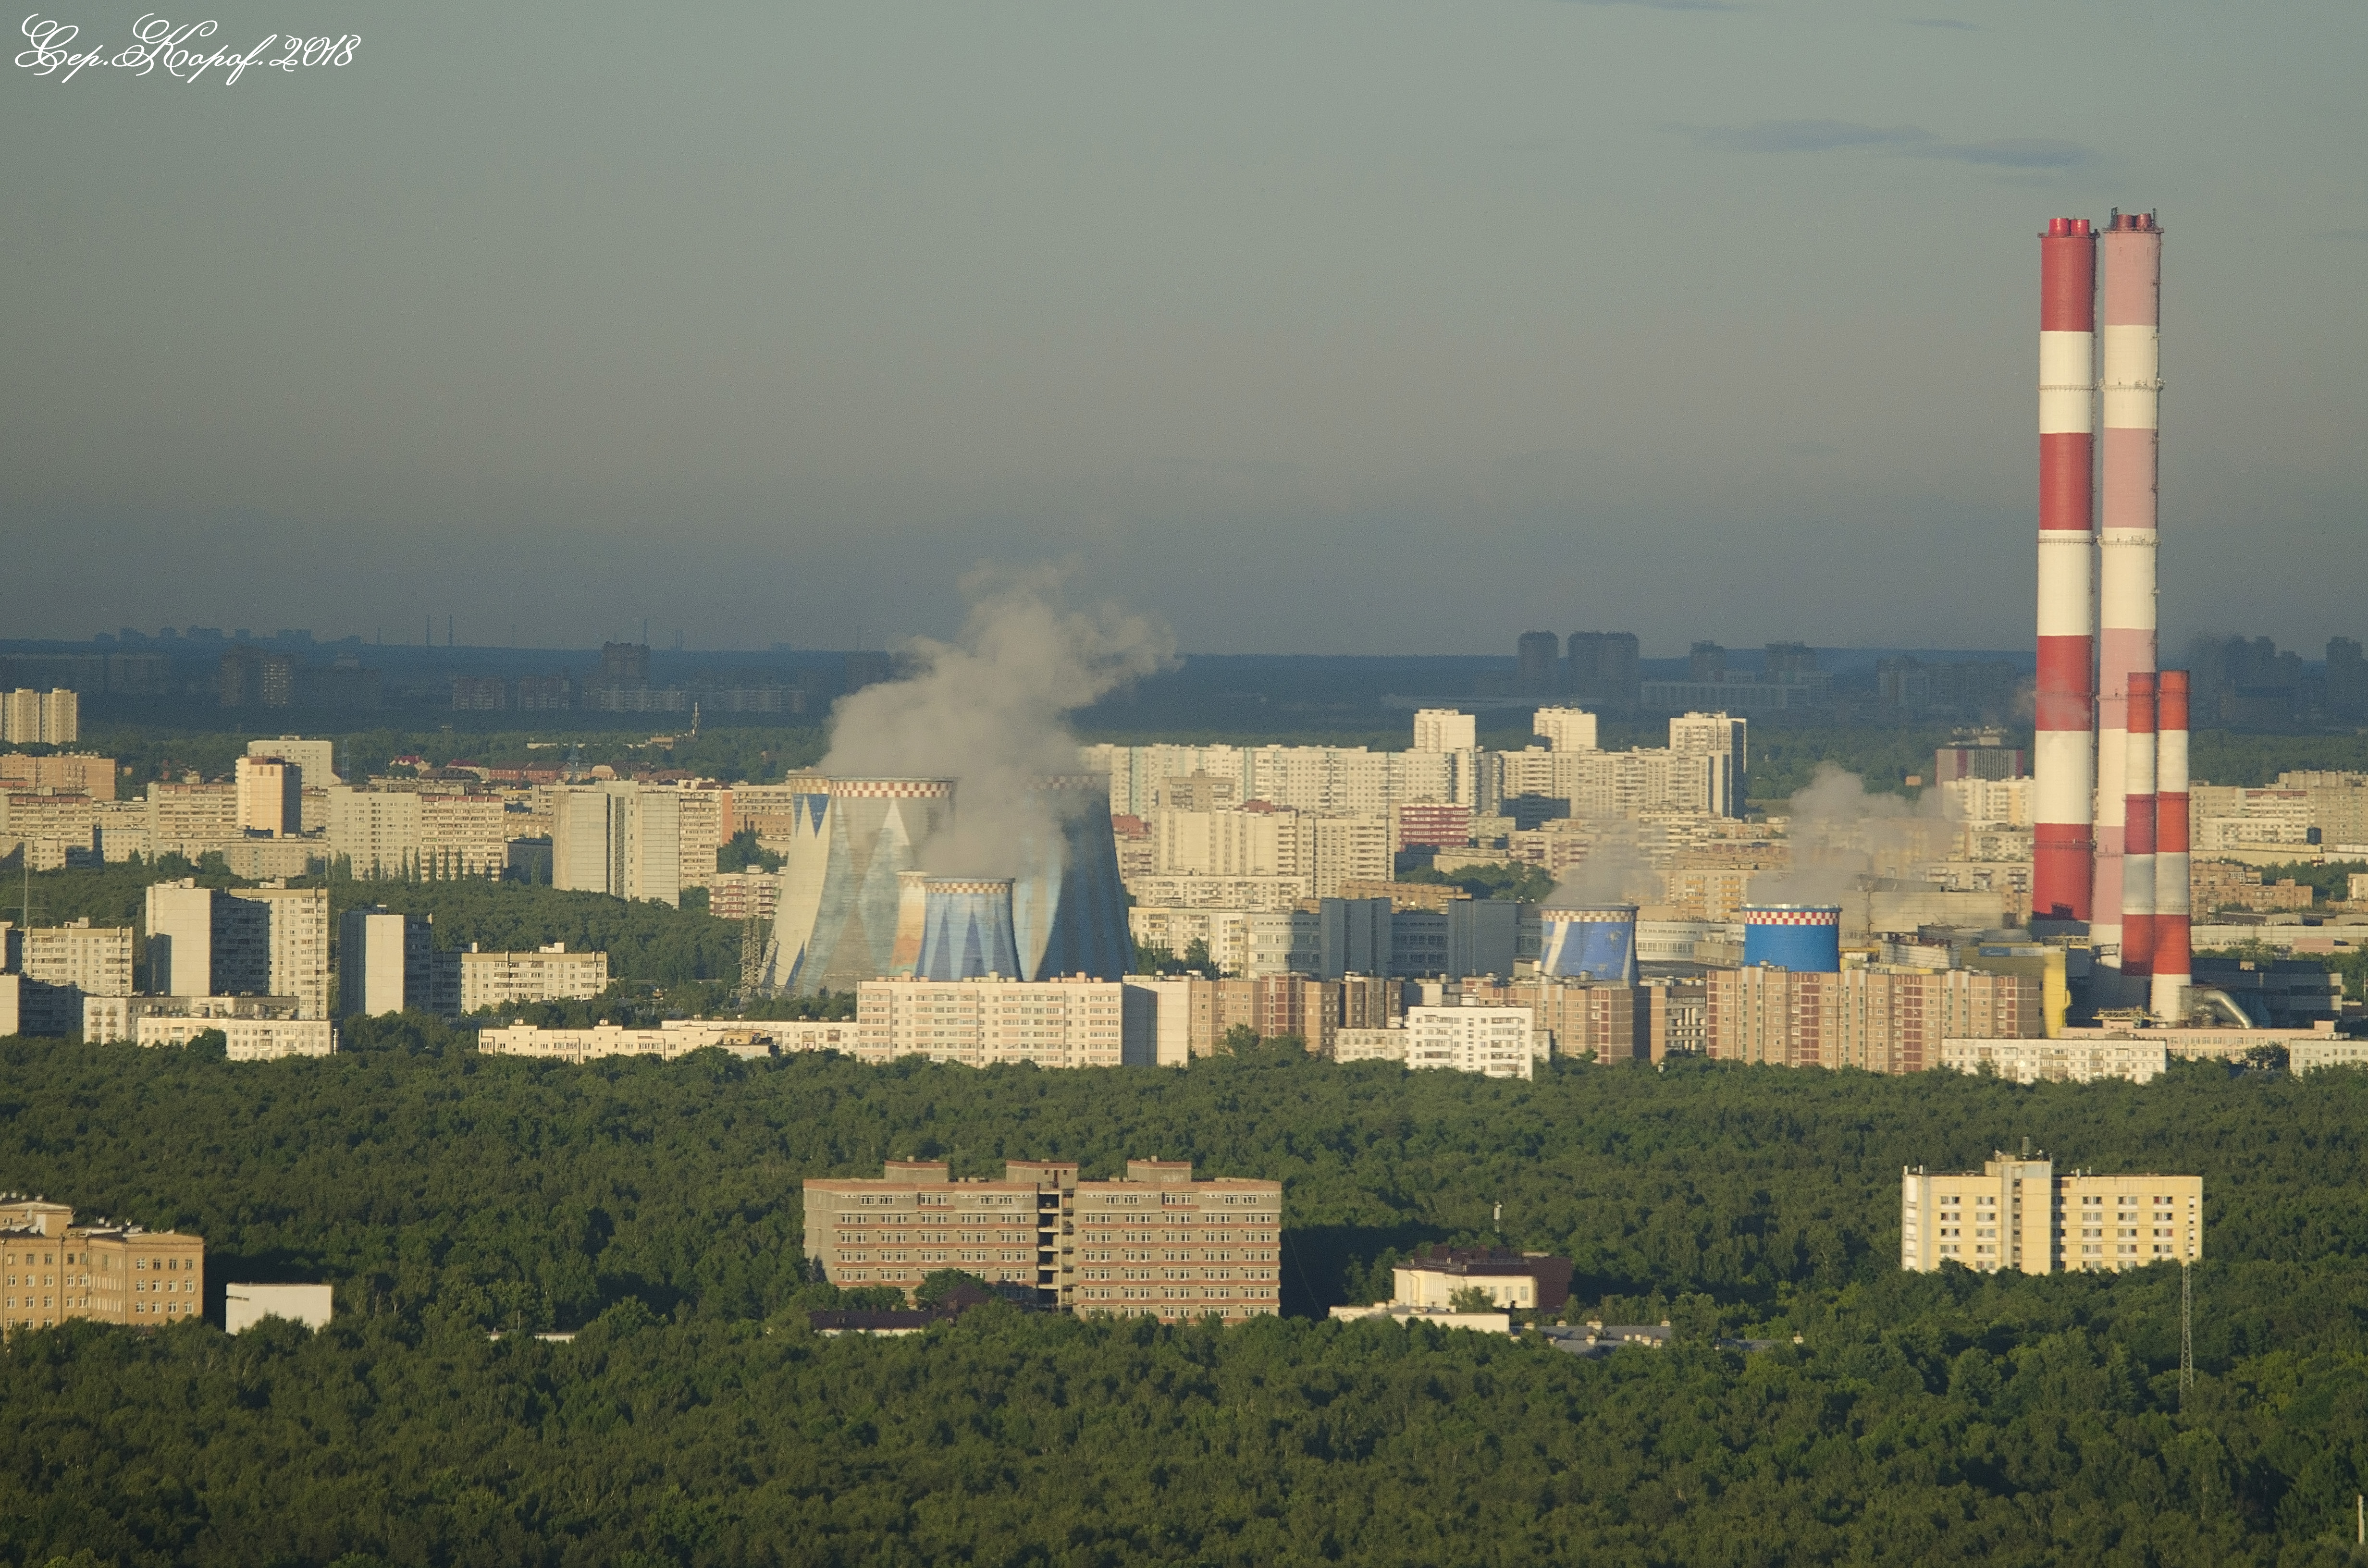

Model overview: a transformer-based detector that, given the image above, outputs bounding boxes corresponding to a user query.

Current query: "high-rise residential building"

[1763,642,1819,683]
[1667,712,1748,817]
[0,1197,204,1335]
[6,919,134,996]
[0,689,76,745]
[705,871,781,923]
[1516,633,1562,697]
[0,790,96,868]
[1412,709,1478,754]
[1688,642,1727,683]
[1706,967,2039,1073]
[323,787,508,879]
[600,641,651,685]
[1081,743,1455,821]
[234,756,300,837]
[146,782,239,855]
[1566,632,1640,708]
[801,1158,1282,1322]
[246,737,338,788]
[551,783,688,906]
[143,880,331,1020]
[1531,708,1598,753]
[339,906,435,1018]
[1900,1155,2200,1274]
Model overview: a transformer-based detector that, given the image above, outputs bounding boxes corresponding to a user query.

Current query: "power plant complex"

[757,774,1133,995]
[2030,211,2190,1018]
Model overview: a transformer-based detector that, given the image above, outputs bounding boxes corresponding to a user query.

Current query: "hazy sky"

[4,1,2362,655]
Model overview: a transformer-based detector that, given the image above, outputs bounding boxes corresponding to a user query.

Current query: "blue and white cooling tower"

[1538,904,1638,984]
[760,778,956,995]
[1740,905,1843,973]
[913,878,1024,980]
[1012,773,1133,981]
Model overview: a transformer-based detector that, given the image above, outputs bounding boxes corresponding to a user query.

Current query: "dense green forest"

[6,1041,2368,1560]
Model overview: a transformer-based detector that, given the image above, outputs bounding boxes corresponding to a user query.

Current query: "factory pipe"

[2034,217,2097,922]
[2151,669,2192,1019]
[2121,672,2158,999]
[2092,211,2163,961]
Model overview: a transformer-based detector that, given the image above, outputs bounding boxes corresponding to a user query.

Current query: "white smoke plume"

[1749,764,1956,925]
[1545,822,1660,907]
[820,566,1177,877]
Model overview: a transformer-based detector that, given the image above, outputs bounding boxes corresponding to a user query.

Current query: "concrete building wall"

[1902,1158,2201,1274]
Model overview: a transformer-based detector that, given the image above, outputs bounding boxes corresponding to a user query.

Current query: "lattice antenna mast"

[2180,1262,2194,1402]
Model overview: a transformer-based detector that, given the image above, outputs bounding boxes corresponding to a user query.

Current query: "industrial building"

[802,1158,1282,1322]
[1901,1153,2200,1274]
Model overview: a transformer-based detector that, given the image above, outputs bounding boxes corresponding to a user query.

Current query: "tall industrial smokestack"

[2151,669,2192,1019]
[2033,217,2097,923]
[2120,672,2158,1000]
[2092,210,2162,967]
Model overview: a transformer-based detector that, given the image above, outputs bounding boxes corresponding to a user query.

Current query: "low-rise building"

[82,994,336,1059]
[1387,1247,1573,1313]
[1405,1004,1535,1080]
[456,943,608,1016]
[1938,1036,2167,1084]
[1331,1025,1406,1064]
[476,1017,854,1062]
[0,1195,203,1334]
[225,1283,333,1334]
[1901,1153,2201,1274]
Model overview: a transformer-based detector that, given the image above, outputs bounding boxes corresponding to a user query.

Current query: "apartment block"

[1901,1155,2201,1274]
[0,689,77,746]
[1405,1004,1535,1080]
[1939,1037,2167,1085]
[1468,977,1647,1064]
[802,1157,1284,1323]
[1124,874,1307,912]
[339,906,435,1018]
[0,1197,203,1335]
[705,871,781,923]
[479,1016,854,1061]
[144,880,331,1020]
[1706,967,2039,1072]
[550,783,690,906]
[857,977,1155,1068]
[5,919,134,997]
[233,756,301,837]
[0,791,95,864]
[457,944,608,1015]
[0,753,117,800]
[146,782,240,855]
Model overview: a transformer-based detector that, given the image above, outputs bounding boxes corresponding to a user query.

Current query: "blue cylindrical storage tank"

[914,878,1023,981]
[1538,904,1638,983]
[1740,905,1842,973]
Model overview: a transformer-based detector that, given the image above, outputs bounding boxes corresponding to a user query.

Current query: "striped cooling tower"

[762,778,955,995]
[1740,906,1842,974]
[1538,905,1638,984]
[1013,773,1134,982]
[914,878,1023,981]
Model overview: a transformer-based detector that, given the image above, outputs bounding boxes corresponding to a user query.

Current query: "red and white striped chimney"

[2120,672,2158,999]
[2033,217,2096,922]
[2151,668,2192,1019]
[2092,211,2162,968]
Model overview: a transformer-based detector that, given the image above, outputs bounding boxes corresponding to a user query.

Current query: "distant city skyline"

[5,2,2363,653]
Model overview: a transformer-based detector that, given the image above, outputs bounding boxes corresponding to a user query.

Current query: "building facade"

[0,1197,203,1335]
[801,1158,1281,1323]
[1901,1155,2201,1274]
[854,977,1154,1068]
[1404,1004,1536,1080]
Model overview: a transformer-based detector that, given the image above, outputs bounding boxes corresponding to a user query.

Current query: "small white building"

[1405,1004,1534,1080]
[2291,1039,2368,1076]
[226,1283,333,1334]
[1331,1026,1406,1064]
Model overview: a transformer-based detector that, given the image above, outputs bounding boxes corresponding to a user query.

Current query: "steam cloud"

[1750,764,1954,925]
[819,566,1177,877]
[1545,823,1660,907]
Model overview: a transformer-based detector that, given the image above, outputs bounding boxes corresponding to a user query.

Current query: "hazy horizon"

[5,1,2363,657]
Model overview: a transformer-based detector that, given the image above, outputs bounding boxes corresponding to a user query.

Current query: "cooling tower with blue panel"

[1740,905,1843,973]
[914,878,1023,980]
[1537,904,1639,983]
[762,778,955,995]
[1012,773,1133,981]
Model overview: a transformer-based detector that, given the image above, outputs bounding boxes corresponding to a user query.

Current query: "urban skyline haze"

[3,1,2363,655]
